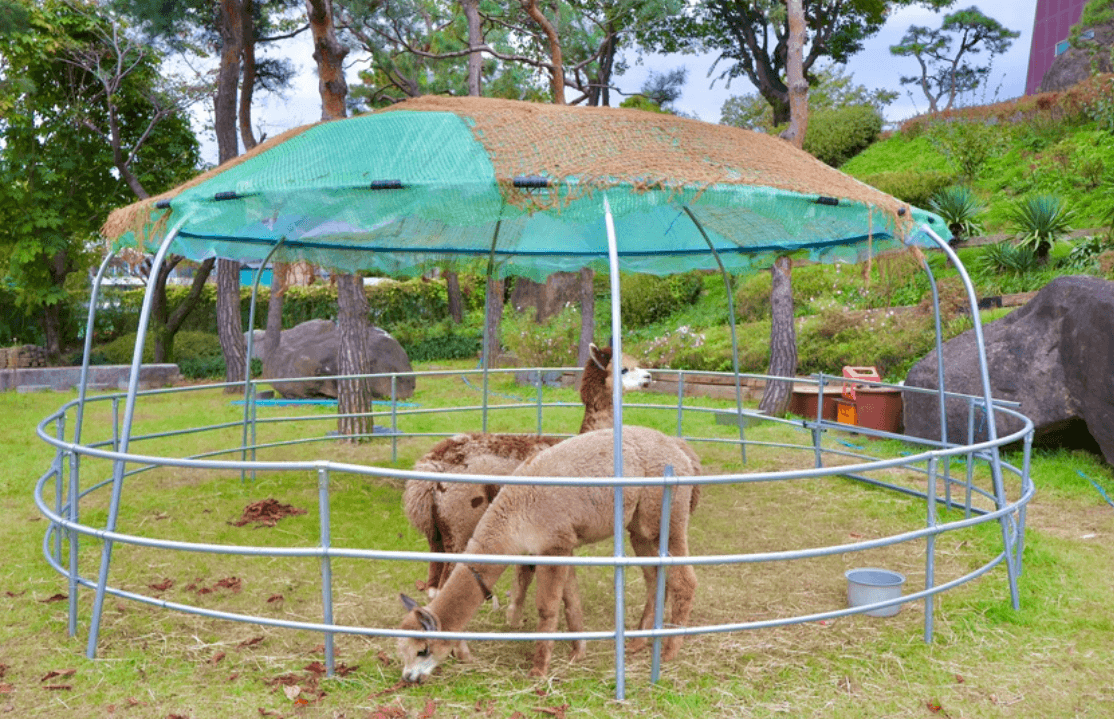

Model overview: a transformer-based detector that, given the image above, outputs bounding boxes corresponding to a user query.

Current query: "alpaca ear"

[589,342,609,371]
[400,593,420,613]
[416,607,440,632]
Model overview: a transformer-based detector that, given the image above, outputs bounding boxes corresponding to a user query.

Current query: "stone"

[258,319,415,399]
[1038,21,1114,93]
[509,271,582,322]
[903,276,1114,464]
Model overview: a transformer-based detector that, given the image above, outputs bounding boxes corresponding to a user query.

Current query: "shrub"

[803,104,884,168]
[1005,194,1076,260]
[178,356,262,380]
[733,272,772,321]
[927,119,1007,182]
[619,272,703,327]
[97,330,223,364]
[1062,234,1114,272]
[501,304,581,367]
[978,241,1040,275]
[928,186,986,242]
[859,170,956,208]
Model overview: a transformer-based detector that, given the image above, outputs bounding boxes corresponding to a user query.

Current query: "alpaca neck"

[578,364,614,434]
[427,561,508,631]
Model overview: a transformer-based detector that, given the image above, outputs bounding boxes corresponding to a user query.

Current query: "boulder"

[903,276,1114,464]
[258,319,415,399]
[1038,21,1114,93]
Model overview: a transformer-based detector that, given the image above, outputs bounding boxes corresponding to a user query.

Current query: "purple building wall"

[1025,0,1089,94]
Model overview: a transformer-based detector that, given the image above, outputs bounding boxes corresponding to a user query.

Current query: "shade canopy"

[103,96,949,280]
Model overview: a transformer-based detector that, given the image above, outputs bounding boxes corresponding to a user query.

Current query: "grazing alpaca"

[397,425,701,682]
[404,344,652,597]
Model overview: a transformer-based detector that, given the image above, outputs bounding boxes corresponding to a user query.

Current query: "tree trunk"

[522,0,564,103]
[306,0,348,121]
[780,0,809,149]
[759,256,797,418]
[482,276,504,368]
[263,261,287,369]
[445,270,463,324]
[239,0,259,151]
[217,259,247,390]
[335,273,374,439]
[215,0,243,164]
[577,267,595,366]
[462,0,483,96]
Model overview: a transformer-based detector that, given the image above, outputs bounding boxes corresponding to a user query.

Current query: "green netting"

[103,98,951,279]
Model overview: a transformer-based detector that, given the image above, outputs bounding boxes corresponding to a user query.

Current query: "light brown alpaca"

[397,425,701,681]
[403,344,652,597]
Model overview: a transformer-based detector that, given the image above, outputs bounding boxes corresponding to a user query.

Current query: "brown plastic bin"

[788,384,841,421]
[854,387,903,434]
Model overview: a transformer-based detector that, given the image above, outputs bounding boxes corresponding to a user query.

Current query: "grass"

[3,364,1114,717]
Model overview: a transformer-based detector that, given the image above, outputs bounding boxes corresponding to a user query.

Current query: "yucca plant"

[1005,194,1076,261]
[928,185,985,243]
[979,240,1039,276]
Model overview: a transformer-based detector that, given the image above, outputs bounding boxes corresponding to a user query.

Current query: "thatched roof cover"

[101,96,948,278]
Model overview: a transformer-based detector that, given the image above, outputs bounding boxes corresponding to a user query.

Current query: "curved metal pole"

[87,219,188,659]
[681,206,747,464]
[241,239,286,482]
[69,250,118,636]
[481,218,505,434]
[602,194,626,701]
[919,225,1019,610]
[918,254,951,506]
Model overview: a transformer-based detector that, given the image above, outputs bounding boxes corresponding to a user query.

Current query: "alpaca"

[397,425,701,682]
[403,343,652,597]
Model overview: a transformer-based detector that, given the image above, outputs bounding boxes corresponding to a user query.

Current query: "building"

[1025,0,1090,94]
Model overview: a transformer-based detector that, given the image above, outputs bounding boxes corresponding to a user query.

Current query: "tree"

[890,6,1019,113]
[0,0,200,360]
[759,0,804,418]
[644,0,952,125]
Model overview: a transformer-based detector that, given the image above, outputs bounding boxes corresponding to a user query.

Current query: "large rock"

[257,319,415,399]
[1038,21,1114,93]
[903,276,1114,464]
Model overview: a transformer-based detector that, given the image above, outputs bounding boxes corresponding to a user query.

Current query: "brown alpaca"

[403,344,652,597]
[397,425,701,681]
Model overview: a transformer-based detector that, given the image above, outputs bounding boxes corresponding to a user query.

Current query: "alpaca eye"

[417,646,430,658]
[621,368,628,375]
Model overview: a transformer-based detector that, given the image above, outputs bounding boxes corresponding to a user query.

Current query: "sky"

[203,0,1040,164]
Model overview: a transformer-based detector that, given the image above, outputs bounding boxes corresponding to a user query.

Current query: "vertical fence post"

[650,466,675,683]
[925,456,938,644]
[391,375,399,463]
[318,466,335,676]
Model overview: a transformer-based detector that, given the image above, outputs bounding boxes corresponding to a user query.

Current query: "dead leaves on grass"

[232,499,307,528]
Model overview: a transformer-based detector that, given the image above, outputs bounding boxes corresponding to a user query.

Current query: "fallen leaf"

[257,709,278,717]
[211,652,226,665]
[42,684,72,691]
[927,700,943,713]
[293,696,310,707]
[474,698,495,716]
[215,577,242,593]
[266,594,284,604]
[369,705,407,719]
[126,697,143,707]
[196,587,213,595]
[509,713,526,719]
[168,714,191,719]
[533,705,567,719]
[238,636,265,649]
[148,579,174,591]
[334,663,357,677]
[155,512,169,520]
[0,684,13,694]
[0,664,6,678]
[417,698,436,718]
[282,684,301,701]
[232,499,307,528]
[955,674,965,683]
[304,661,326,676]
[375,651,392,666]
[369,680,408,698]
[40,669,75,682]
[39,593,67,604]
[5,591,26,598]
[227,674,239,682]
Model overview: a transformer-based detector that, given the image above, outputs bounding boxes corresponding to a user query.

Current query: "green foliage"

[928,185,986,241]
[733,271,772,321]
[1062,234,1114,271]
[928,119,1006,181]
[99,330,222,364]
[619,272,703,327]
[802,104,884,167]
[977,241,1040,275]
[858,170,956,208]
[1006,195,1077,259]
[501,304,581,368]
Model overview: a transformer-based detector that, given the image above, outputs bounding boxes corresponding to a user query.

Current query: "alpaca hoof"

[660,638,683,662]
[454,640,472,662]
[527,667,545,678]
[569,640,587,663]
[506,605,523,629]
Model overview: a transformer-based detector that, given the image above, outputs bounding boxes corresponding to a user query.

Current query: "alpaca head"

[398,593,457,682]
[585,342,652,397]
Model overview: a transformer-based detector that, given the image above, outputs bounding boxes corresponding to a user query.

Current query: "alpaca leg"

[561,567,587,661]
[507,564,535,629]
[626,533,660,655]
[660,523,697,662]
[528,563,568,677]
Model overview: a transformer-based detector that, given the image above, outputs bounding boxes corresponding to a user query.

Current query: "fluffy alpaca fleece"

[403,344,651,596]
[397,425,701,681]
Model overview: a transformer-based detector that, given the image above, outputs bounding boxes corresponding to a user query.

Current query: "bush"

[1005,194,1076,259]
[859,170,956,208]
[927,119,1007,182]
[178,356,262,380]
[733,272,772,321]
[98,330,223,364]
[804,104,884,168]
[501,304,581,367]
[978,241,1040,276]
[619,272,704,327]
[928,186,986,242]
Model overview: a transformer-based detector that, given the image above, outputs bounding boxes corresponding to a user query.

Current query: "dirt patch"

[231,499,307,528]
